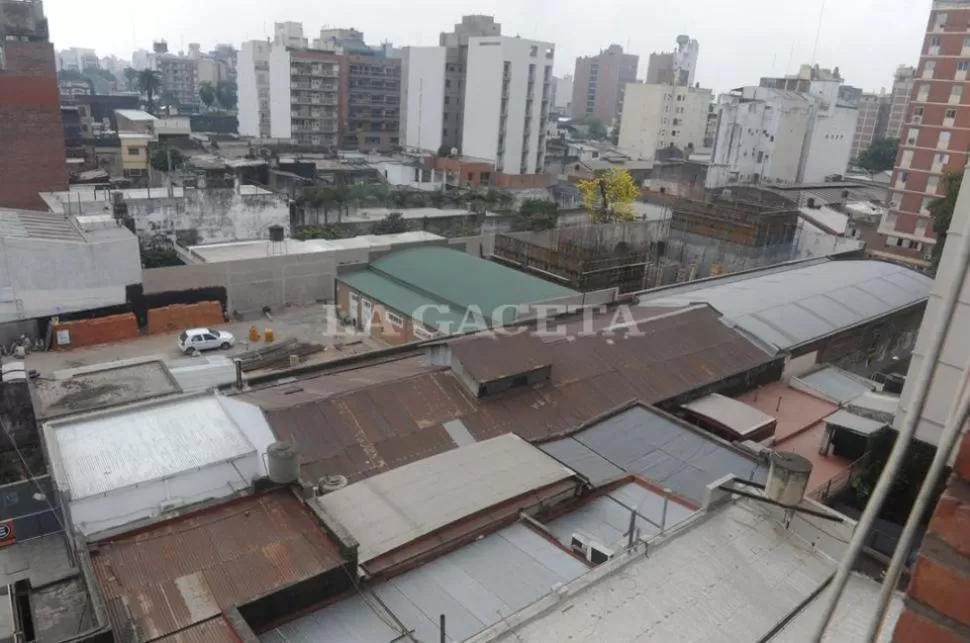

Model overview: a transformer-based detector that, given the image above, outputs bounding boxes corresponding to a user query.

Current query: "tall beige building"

[618,83,711,161]
[851,92,890,160]
[885,64,915,140]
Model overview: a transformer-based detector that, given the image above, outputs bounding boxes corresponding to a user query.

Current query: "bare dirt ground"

[24,304,385,376]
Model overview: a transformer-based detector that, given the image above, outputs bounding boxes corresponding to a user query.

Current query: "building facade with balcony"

[851,92,890,161]
[157,54,199,110]
[343,54,401,151]
[880,2,970,267]
[570,44,638,125]
[461,36,554,176]
[886,64,916,140]
[268,46,342,147]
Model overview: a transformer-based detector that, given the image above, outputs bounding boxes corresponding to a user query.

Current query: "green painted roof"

[340,246,577,332]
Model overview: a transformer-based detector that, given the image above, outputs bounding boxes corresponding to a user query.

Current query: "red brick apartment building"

[881,1,970,267]
[0,0,68,210]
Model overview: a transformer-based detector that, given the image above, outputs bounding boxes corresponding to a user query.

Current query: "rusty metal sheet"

[153,616,239,643]
[91,491,345,641]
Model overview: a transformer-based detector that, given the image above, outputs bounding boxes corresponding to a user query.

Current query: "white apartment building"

[274,21,308,48]
[238,40,273,138]
[399,46,447,152]
[57,47,98,72]
[554,74,573,110]
[618,83,712,161]
[461,36,554,175]
[707,84,858,187]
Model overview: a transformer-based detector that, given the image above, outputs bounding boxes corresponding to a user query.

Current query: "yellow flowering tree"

[577,168,639,223]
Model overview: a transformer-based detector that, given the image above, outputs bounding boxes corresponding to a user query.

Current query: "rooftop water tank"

[765,451,813,507]
[266,441,299,484]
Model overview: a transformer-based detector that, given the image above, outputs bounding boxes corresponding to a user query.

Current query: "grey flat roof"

[638,259,933,352]
[540,406,767,502]
[825,409,887,436]
[681,393,776,437]
[316,434,575,563]
[545,482,696,552]
[261,522,588,642]
[795,366,876,404]
[0,209,84,242]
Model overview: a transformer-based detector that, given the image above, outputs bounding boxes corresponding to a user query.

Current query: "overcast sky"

[45,0,929,94]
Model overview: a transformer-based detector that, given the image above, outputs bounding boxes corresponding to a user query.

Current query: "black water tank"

[268,225,285,242]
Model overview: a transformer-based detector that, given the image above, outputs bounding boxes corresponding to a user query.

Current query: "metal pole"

[627,507,637,548]
[661,488,671,534]
[439,614,446,643]
[811,183,970,642]
[867,357,970,641]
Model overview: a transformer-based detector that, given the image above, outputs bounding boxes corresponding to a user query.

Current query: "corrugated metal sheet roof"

[825,409,886,436]
[638,259,933,351]
[795,365,877,404]
[49,395,258,499]
[92,491,345,642]
[544,482,696,551]
[682,393,776,437]
[341,246,578,329]
[248,306,774,486]
[541,406,768,502]
[490,501,902,642]
[153,616,239,642]
[317,435,574,563]
[261,523,588,643]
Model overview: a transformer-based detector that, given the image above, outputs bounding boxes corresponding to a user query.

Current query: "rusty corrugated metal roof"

[152,616,239,642]
[251,305,774,485]
[91,490,345,641]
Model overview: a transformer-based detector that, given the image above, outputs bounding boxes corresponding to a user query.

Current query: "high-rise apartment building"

[274,21,308,48]
[554,74,573,110]
[880,2,968,268]
[570,44,638,124]
[646,35,699,87]
[851,92,891,160]
[399,46,447,152]
[157,54,199,110]
[886,64,915,140]
[0,0,68,210]
[438,15,502,152]
[238,40,273,138]
[56,47,98,71]
[618,83,711,161]
[343,53,401,150]
[268,47,342,147]
[462,36,554,176]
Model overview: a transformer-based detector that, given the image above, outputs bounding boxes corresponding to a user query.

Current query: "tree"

[578,168,640,223]
[371,213,409,235]
[138,69,162,113]
[514,199,559,231]
[199,81,216,110]
[300,186,337,225]
[216,80,238,110]
[87,66,116,84]
[929,171,962,274]
[123,67,139,92]
[857,138,899,173]
[584,117,607,141]
[150,148,185,172]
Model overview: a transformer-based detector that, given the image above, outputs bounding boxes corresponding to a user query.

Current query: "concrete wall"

[126,189,290,244]
[801,104,858,182]
[0,233,141,324]
[400,46,446,152]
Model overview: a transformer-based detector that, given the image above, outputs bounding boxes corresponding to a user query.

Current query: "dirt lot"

[24,304,385,376]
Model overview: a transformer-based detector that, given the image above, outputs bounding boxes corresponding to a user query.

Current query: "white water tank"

[765,451,813,507]
[266,442,300,484]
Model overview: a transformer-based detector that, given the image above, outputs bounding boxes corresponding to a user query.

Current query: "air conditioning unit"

[569,533,615,565]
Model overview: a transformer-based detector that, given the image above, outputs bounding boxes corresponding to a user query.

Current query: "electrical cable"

[810,186,970,641]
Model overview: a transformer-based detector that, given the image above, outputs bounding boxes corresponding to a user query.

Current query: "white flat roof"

[48,395,258,499]
[681,393,776,437]
[189,231,443,263]
[317,434,574,563]
[115,109,158,122]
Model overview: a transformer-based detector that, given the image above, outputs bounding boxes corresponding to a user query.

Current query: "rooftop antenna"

[811,0,826,65]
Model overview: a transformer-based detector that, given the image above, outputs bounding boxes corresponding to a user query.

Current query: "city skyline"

[43,0,927,95]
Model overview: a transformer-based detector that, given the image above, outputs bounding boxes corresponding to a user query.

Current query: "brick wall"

[52,313,139,349]
[146,301,225,335]
[0,42,69,210]
[893,432,970,642]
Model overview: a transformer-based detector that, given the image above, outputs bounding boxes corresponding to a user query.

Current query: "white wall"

[619,84,710,161]
[555,75,573,109]
[800,105,858,182]
[401,47,446,153]
[463,36,553,175]
[268,44,292,139]
[237,41,261,137]
[0,234,142,323]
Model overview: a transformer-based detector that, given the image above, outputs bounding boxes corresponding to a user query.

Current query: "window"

[385,310,404,327]
[931,36,942,48]
[960,61,970,71]
[900,149,914,168]
[951,85,964,103]
[444,96,449,104]
[127,147,140,156]
[927,175,940,194]
[939,131,951,149]
[924,60,936,78]
[946,108,957,118]
[936,11,948,29]
[445,79,451,88]
[907,128,920,145]
[886,236,899,247]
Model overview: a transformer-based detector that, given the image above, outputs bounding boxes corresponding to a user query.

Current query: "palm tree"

[199,82,216,111]
[138,69,162,113]
[123,67,139,92]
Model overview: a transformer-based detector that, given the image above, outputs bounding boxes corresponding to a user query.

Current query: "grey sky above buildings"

[45,0,927,95]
